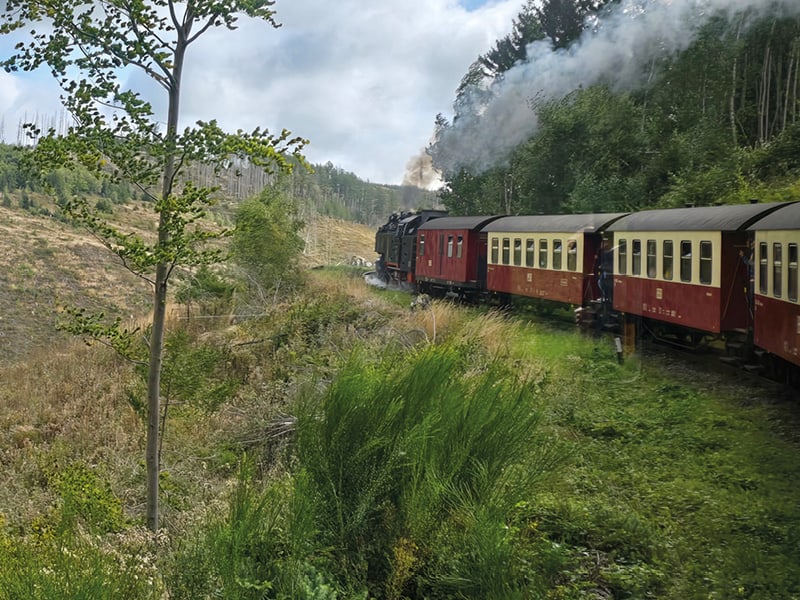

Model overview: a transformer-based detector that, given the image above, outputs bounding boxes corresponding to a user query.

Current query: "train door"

[477,232,489,287]
[437,233,445,277]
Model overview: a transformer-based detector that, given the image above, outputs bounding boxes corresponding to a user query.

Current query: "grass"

[501,327,800,598]
[1,239,800,599]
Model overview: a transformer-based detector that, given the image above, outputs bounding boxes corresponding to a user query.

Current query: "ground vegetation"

[1,265,798,598]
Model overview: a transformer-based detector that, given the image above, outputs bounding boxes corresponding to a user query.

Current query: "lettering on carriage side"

[526,272,532,282]
[656,288,663,300]
[642,302,676,318]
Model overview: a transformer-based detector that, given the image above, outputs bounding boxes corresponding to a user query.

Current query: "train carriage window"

[680,241,692,282]
[662,240,673,280]
[759,242,768,293]
[419,234,425,257]
[646,240,657,278]
[525,239,535,267]
[490,237,499,264]
[632,239,642,276]
[502,238,510,265]
[618,239,627,275]
[789,244,798,302]
[773,242,783,298]
[553,239,563,270]
[447,235,454,258]
[539,240,548,269]
[699,241,712,285]
[513,238,522,266]
[567,239,577,271]
[457,235,463,259]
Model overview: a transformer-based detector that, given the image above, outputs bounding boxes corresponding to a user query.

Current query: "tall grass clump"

[165,459,339,600]
[292,341,558,598]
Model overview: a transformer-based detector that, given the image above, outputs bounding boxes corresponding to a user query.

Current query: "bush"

[293,342,557,598]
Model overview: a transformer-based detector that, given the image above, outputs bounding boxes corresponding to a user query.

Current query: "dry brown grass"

[301,216,377,268]
[0,200,377,366]
[393,301,515,350]
[0,339,143,525]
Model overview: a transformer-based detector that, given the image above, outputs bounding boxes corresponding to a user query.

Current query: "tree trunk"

[146,22,187,531]
[146,262,168,531]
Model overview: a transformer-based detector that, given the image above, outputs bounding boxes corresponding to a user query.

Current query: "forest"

[0,143,436,227]
[430,0,800,216]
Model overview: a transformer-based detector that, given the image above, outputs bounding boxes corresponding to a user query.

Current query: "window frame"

[759,242,768,294]
[699,241,712,285]
[632,239,642,276]
[662,240,673,280]
[646,239,657,279]
[525,239,535,268]
[566,238,578,271]
[539,239,548,269]
[773,242,783,298]
[680,240,692,283]
[553,239,563,270]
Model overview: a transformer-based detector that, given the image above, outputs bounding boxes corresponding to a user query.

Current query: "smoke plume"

[402,149,443,190]
[432,0,800,176]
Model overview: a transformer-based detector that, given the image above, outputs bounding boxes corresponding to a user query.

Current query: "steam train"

[374,201,800,385]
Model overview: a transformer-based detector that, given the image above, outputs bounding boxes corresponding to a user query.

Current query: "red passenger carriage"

[415,216,502,297]
[481,214,626,305]
[607,203,789,339]
[748,202,800,374]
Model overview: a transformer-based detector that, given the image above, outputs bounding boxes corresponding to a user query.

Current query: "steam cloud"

[402,148,442,190]
[432,0,800,176]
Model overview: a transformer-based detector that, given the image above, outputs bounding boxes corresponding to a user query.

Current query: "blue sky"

[0,0,524,186]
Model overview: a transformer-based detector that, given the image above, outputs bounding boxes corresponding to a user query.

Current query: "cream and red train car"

[481,213,627,305]
[748,202,800,375]
[606,202,790,340]
[415,215,502,297]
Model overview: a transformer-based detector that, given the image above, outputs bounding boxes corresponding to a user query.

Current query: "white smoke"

[433,0,800,175]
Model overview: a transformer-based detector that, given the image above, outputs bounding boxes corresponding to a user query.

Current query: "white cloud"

[180,0,525,183]
[0,0,522,183]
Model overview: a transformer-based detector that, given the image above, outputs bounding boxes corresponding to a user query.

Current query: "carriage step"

[743,363,765,373]
[719,356,742,366]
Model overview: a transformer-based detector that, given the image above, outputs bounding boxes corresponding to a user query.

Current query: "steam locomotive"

[373,201,800,385]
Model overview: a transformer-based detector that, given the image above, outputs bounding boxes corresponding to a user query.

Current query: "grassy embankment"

[1,257,799,598]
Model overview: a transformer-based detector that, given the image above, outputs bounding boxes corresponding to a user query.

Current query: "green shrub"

[293,342,557,598]
[0,508,157,600]
[165,460,346,600]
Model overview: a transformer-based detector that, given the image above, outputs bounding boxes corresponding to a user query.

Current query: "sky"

[0,0,525,187]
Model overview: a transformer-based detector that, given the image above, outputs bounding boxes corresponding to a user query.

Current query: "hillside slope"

[0,202,378,366]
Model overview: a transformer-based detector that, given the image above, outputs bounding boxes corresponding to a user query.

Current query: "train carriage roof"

[482,213,628,234]
[607,202,792,232]
[746,201,800,231]
[418,215,502,231]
